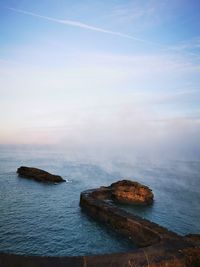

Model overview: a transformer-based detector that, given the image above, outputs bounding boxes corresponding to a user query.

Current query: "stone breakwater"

[80,180,177,247]
[79,180,200,266]
[0,180,199,267]
[17,166,66,183]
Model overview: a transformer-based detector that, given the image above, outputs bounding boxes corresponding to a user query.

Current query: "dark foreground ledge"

[1,243,200,267]
[1,180,200,267]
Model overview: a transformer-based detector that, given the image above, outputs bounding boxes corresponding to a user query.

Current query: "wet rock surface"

[17,166,66,183]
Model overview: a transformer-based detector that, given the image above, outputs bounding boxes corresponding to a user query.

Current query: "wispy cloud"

[7,7,160,46]
[110,2,155,24]
[166,37,200,58]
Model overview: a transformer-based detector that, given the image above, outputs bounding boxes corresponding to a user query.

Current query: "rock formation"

[110,180,154,204]
[17,166,66,183]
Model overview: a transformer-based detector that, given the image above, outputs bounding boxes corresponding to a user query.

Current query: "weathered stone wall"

[79,181,200,267]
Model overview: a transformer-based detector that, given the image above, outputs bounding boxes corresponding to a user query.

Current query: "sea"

[0,145,200,256]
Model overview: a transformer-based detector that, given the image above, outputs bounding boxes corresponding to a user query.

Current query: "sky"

[0,0,200,159]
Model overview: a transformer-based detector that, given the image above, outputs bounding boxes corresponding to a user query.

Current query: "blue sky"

[0,0,200,158]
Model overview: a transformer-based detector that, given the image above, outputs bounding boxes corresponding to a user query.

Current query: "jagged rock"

[17,166,65,183]
[110,180,154,205]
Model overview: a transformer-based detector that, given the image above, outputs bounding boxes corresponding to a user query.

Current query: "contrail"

[7,7,159,46]
[5,8,199,62]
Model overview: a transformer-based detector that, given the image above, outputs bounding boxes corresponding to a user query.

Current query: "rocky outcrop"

[17,166,65,183]
[110,180,154,204]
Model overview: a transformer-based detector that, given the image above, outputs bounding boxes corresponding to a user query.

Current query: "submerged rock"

[110,180,154,205]
[17,166,65,183]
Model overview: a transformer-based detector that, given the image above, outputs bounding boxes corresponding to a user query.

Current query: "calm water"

[0,146,200,256]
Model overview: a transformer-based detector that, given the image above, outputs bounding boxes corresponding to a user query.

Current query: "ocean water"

[0,146,200,256]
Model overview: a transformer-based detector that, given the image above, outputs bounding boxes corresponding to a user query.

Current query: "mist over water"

[0,145,200,256]
[56,105,200,162]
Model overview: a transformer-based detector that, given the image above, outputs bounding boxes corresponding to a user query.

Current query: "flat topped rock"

[110,180,154,205]
[17,166,65,183]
